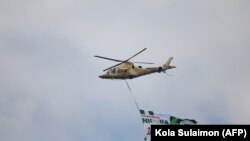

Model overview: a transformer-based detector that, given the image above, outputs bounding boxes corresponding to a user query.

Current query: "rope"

[124,80,148,141]
[125,80,140,111]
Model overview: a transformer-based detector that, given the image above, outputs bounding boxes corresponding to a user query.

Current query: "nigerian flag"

[139,109,197,141]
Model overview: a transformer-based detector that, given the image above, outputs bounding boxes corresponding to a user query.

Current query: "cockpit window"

[107,68,116,74]
[111,68,116,73]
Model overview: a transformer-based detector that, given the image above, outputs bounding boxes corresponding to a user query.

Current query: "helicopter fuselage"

[98,62,175,79]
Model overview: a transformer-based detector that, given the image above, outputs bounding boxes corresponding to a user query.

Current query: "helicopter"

[94,48,176,80]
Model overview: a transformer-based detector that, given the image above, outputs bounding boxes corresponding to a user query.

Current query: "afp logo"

[223,129,246,138]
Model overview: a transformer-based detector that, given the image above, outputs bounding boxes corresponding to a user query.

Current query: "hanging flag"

[139,109,197,141]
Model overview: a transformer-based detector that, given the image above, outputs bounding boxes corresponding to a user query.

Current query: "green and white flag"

[139,109,197,141]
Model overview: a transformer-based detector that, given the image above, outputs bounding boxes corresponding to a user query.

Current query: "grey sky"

[1,0,250,141]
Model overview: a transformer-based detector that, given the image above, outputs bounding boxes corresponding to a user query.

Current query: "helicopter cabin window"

[117,69,127,73]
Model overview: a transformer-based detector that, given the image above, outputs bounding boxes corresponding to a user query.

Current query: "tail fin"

[162,57,176,73]
[163,57,173,67]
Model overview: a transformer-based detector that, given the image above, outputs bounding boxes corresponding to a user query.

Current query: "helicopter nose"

[99,74,105,78]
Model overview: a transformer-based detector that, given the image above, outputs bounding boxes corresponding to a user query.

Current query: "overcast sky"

[1,0,250,141]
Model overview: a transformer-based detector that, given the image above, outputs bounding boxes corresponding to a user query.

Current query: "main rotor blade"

[103,62,123,72]
[133,62,154,64]
[94,55,123,62]
[97,48,147,71]
[126,48,147,61]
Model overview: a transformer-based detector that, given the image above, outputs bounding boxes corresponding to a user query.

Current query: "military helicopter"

[94,48,176,79]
